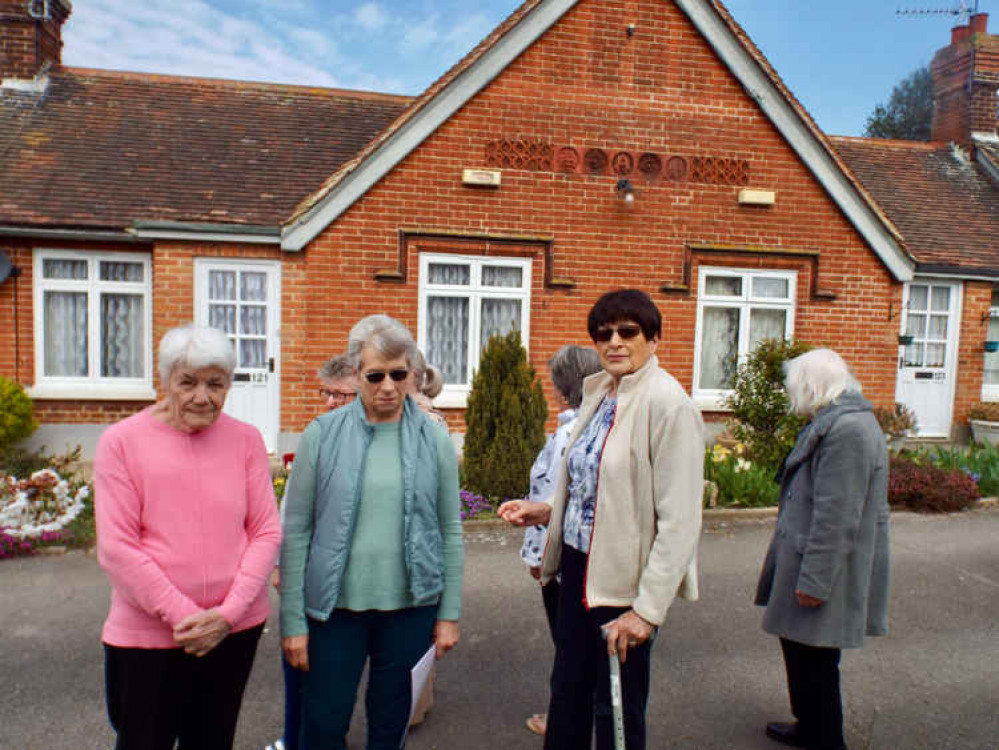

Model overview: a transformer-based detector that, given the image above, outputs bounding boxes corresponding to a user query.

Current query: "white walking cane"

[601,628,627,750]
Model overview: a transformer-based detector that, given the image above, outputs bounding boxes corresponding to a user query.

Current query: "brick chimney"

[931,12,999,148]
[0,0,72,81]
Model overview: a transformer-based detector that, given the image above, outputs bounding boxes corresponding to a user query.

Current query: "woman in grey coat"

[755,349,889,750]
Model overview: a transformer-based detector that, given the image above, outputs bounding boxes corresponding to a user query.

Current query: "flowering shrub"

[0,469,90,540]
[459,490,494,521]
[272,471,288,504]
[0,528,69,559]
[704,443,779,508]
[888,456,980,513]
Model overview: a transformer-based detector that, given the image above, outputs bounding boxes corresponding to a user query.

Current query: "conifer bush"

[462,330,548,500]
[724,338,813,469]
[0,377,37,453]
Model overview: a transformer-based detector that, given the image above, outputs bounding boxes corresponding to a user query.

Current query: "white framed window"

[983,288,999,401]
[31,249,154,399]
[693,267,797,407]
[417,252,531,408]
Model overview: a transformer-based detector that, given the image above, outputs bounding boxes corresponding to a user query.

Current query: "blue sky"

[61,1,984,136]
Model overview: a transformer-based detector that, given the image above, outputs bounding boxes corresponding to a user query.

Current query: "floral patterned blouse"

[563,394,617,555]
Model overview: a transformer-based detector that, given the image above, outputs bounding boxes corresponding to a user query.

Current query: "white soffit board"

[281,0,579,251]
[675,0,913,282]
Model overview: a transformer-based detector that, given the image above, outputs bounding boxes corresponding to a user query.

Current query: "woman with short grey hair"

[95,324,281,749]
[756,348,889,750]
[281,314,463,749]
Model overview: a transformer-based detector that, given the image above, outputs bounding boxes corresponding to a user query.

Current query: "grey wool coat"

[755,391,890,649]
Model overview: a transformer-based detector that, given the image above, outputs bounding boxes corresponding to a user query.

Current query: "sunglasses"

[362,368,410,384]
[593,324,643,343]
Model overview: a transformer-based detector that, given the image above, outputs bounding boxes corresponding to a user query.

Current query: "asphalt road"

[1,508,997,749]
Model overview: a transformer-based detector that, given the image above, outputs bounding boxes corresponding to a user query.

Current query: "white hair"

[346,314,418,369]
[784,348,860,417]
[158,325,236,385]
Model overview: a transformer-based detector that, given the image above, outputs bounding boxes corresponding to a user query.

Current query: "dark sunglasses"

[593,324,643,343]
[362,368,409,384]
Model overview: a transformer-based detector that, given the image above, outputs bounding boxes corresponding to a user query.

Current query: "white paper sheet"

[405,644,436,743]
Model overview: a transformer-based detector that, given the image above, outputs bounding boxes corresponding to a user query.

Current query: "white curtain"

[241,272,267,302]
[699,307,739,389]
[986,317,999,385]
[44,291,88,377]
[43,259,87,280]
[749,308,786,350]
[429,264,470,285]
[101,294,143,377]
[427,296,469,384]
[482,266,522,288]
[209,271,236,301]
[99,261,143,282]
[240,306,266,336]
[240,340,266,369]
[481,298,521,352]
[209,305,236,334]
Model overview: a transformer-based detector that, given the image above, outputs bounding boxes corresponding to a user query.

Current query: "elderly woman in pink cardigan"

[95,325,282,750]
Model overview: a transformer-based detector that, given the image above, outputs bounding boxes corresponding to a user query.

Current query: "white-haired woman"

[755,349,890,750]
[280,315,463,749]
[95,325,282,750]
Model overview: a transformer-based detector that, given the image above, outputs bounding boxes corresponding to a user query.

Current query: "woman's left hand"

[433,619,460,658]
[602,610,654,664]
[173,608,232,657]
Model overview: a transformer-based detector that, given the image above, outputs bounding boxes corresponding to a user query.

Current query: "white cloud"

[402,16,440,52]
[355,2,388,31]
[444,11,493,52]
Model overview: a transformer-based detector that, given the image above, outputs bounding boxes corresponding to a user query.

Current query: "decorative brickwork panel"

[485,139,553,171]
[665,155,689,182]
[689,157,750,185]
[584,148,609,175]
[611,152,636,176]
[638,153,663,180]
[554,146,582,174]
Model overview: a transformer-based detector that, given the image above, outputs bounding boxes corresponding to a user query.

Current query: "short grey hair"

[346,314,418,370]
[548,345,602,409]
[784,348,860,417]
[158,325,236,385]
[318,354,353,382]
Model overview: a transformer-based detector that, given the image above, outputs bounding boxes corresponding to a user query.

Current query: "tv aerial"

[897,1,980,24]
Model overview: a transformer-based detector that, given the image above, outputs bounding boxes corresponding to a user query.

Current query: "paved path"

[1,508,997,749]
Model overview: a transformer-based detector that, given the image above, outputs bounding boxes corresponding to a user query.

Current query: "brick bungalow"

[1,0,993,455]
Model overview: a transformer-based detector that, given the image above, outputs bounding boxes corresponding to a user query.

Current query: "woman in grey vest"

[279,315,463,749]
[756,349,890,750]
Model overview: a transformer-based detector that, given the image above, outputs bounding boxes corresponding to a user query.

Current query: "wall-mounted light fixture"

[616,178,638,204]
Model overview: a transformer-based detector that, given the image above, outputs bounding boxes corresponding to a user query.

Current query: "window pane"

[985,318,999,384]
[482,266,523,288]
[209,304,236,334]
[427,296,469,385]
[705,276,742,297]
[44,291,88,376]
[749,308,786,351]
[101,294,144,377]
[43,259,87,280]
[99,261,144,282]
[240,305,266,336]
[928,314,947,340]
[930,286,950,312]
[991,288,999,308]
[699,307,739,389]
[240,272,267,302]
[905,314,926,338]
[481,298,522,352]
[752,277,789,299]
[908,286,928,312]
[240,339,267,369]
[428,263,470,286]
[925,343,945,368]
[209,271,236,301]
[903,343,923,367]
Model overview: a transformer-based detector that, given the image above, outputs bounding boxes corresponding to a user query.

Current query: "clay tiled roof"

[0,68,410,229]
[831,136,999,275]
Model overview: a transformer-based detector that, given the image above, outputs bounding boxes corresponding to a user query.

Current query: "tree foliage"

[0,377,37,453]
[723,338,813,469]
[863,66,933,141]
[462,330,548,500]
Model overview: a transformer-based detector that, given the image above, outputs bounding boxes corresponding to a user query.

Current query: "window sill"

[694,395,732,412]
[432,390,469,409]
[27,384,158,401]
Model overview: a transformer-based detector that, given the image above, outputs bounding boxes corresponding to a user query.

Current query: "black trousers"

[541,579,560,642]
[544,546,653,750]
[104,624,263,750]
[780,637,845,750]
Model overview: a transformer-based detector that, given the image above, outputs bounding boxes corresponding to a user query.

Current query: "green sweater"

[286,417,463,620]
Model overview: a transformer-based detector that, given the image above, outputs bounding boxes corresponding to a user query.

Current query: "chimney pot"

[952,25,971,44]
[970,13,989,35]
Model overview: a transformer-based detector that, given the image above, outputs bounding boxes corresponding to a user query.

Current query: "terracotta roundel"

[612,151,635,176]
[637,153,662,180]
[555,146,581,174]
[584,148,609,175]
[665,155,690,182]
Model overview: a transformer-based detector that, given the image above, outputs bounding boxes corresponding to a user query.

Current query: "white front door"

[895,280,961,438]
[195,259,281,452]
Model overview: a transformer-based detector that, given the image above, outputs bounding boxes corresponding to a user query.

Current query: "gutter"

[0,225,142,243]
[914,265,999,282]
[132,221,281,245]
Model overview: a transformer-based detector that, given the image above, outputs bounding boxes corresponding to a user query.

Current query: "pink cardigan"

[95,408,282,648]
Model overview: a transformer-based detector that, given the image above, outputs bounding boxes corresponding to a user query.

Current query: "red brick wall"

[0,0,69,79]
[954,282,992,425]
[282,0,903,432]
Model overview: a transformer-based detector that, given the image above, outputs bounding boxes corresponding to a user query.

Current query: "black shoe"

[765,722,809,748]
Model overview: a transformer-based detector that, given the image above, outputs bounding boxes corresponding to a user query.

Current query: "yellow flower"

[710,444,731,463]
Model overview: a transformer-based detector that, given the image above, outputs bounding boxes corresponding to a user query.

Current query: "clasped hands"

[173,608,231,658]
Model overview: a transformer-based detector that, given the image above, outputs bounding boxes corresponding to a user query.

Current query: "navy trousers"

[780,637,846,749]
[544,546,653,750]
[301,606,437,750]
